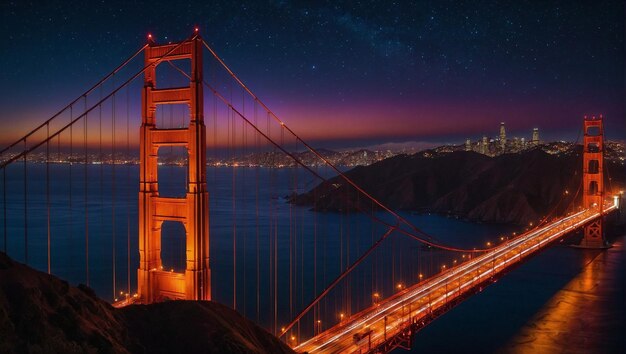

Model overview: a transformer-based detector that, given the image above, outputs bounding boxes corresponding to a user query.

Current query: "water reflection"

[500,237,625,354]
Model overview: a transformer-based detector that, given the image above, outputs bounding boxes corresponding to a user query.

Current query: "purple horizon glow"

[1,2,624,150]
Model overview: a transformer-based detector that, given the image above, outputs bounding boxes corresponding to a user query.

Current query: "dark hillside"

[0,252,293,354]
[293,147,625,225]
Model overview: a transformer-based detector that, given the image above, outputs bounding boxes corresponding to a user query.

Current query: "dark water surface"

[405,234,625,354]
[1,164,622,352]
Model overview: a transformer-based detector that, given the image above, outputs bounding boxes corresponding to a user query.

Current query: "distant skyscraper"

[499,122,506,152]
[532,128,539,145]
[481,136,488,154]
[465,138,471,151]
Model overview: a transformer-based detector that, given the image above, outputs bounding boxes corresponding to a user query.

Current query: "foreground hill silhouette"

[293,147,625,225]
[0,252,293,354]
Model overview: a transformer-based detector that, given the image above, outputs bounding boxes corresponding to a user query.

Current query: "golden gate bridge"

[0,30,620,353]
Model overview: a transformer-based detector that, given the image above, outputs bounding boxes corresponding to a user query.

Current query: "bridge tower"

[579,115,606,248]
[137,34,210,303]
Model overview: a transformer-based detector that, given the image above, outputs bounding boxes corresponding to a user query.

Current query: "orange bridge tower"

[137,34,210,302]
[579,115,606,248]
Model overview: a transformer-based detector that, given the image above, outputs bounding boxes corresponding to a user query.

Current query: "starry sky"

[1,0,624,149]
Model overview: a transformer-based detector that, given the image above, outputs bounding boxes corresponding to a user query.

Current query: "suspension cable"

[23,139,27,264]
[201,40,470,251]
[280,224,398,338]
[200,40,492,255]
[84,98,90,285]
[0,35,197,170]
[2,168,5,252]
[167,59,484,254]
[126,84,131,295]
[46,122,51,274]
[0,45,147,157]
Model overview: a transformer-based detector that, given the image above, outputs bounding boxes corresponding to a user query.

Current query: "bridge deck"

[296,203,617,354]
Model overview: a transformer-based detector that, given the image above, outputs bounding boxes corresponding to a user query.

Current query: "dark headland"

[292,145,625,225]
[0,252,294,354]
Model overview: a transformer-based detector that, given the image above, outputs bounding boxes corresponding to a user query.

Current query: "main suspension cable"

[167,59,484,254]
[201,39,490,254]
[1,35,197,170]
[0,45,147,157]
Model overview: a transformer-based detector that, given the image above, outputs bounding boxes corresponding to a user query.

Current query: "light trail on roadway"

[296,201,617,354]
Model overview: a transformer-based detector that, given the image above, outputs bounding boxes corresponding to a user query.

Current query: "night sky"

[1,1,624,148]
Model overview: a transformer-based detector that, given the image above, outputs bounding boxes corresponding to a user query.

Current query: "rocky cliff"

[0,252,293,354]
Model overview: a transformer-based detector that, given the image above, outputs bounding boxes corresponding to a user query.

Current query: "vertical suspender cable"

[3,168,5,253]
[270,111,277,335]
[231,85,237,310]
[242,90,246,316]
[84,97,90,286]
[297,140,303,341]
[99,97,104,298]
[126,85,131,295]
[391,232,395,289]
[313,163,318,328]
[370,201,374,293]
[69,106,73,269]
[23,138,28,264]
[47,123,51,274]
[112,84,117,300]
[254,100,260,323]
[240,101,247,316]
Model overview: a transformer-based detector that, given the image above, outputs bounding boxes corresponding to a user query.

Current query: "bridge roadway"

[295,202,617,354]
